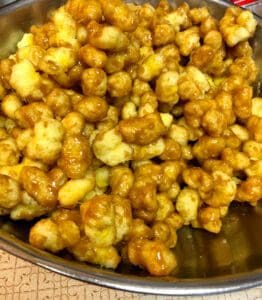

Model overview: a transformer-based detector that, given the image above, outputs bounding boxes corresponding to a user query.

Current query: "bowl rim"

[1,230,262,296]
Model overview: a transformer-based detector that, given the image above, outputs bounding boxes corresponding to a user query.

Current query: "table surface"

[0,249,261,300]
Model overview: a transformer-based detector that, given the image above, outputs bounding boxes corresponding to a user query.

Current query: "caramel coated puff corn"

[128,238,177,276]
[0,0,261,277]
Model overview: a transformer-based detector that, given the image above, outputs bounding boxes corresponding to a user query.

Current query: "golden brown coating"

[0,137,20,166]
[128,238,177,276]
[159,138,181,161]
[108,72,132,98]
[219,7,257,47]
[58,134,92,179]
[247,116,262,143]
[21,166,57,208]
[22,119,64,165]
[198,207,222,233]
[79,44,107,68]
[129,178,158,223]
[0,174,21,209]
[61,112,85,135]
[15,102,53,128]
[1,93,22,120]
[29,218,80,252]
[87,21,128,51]
[80,194,132,246]
[65,0,102,24]
[193,136,225,161]
[183,167,213,199]
[81,68,107,97]
[69,237,121,269]
[110,166,134,197]
[45,88,71,118]
[119,112,166,145]
[129,218,153,240]
[74,96,108,122]
[236,176,262,205]
[99,0,138,32]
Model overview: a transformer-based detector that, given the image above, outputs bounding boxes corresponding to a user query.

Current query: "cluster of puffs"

[0,0,261,276]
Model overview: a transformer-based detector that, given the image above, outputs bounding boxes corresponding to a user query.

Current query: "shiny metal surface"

[0,0,262,295]
[0,0,17,9]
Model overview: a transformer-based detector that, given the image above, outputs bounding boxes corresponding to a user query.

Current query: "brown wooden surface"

[0,249,261,300]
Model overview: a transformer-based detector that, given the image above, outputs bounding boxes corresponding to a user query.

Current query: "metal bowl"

[0,0,262,295]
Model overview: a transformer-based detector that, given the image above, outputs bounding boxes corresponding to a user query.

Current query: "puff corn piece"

[129,218,153,240]
[247,116,262,143]
[138,52,166,82]
[193,136,226,161]
[0,157,46,182]
[198,207,222,233]
[58,134,92,179]
[0,58,15,89]
[61,112,85,135]
[24,119,64,165]
[175,26,200,56]
[119,112,166,145]
[131,138,165,160]
[243,140,262,161]
[81,68,107,97]
[58,175,95,208]
[92,127,133,166]
[87,21,128,51]
[219,7,257,47]
[80,194,132,246]
[74,96,108,122]
[156,71,179,104]
[129,178,158,223]
[152,220,177,248]
[204,171,237,208]
[0,174,21,209]
[15,102,53,128]
[178,66,211,101]
[65,0,102,24]
[236,176,262,205]
[79,44,107,68]
[21,166,57,208]
[49,7,78,48]
[107,72,132,98]
[252,98,262,118]
[229,56,257,84]
[138,91,158,117]
[1,93,22,120]
[203,159,233,176]
[162,3,191,32]
[69,237,121,269]
[183,167,213,200]
[245,161,262,177]
[29,218,80,253]
[128,238,177,276]
[45,88,71,118]
[0,137,20,166]
[10,60,41,99]
[110,166,134,197]
[99,0,138,32]
[38,47,77,76]
[10,191,47,221]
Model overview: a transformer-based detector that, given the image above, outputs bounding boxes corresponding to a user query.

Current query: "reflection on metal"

[0,0,261,295]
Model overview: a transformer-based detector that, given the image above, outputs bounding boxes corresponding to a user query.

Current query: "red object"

[231,0,259,6]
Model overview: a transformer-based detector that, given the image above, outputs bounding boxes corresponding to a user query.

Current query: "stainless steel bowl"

[0,0,262,295]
